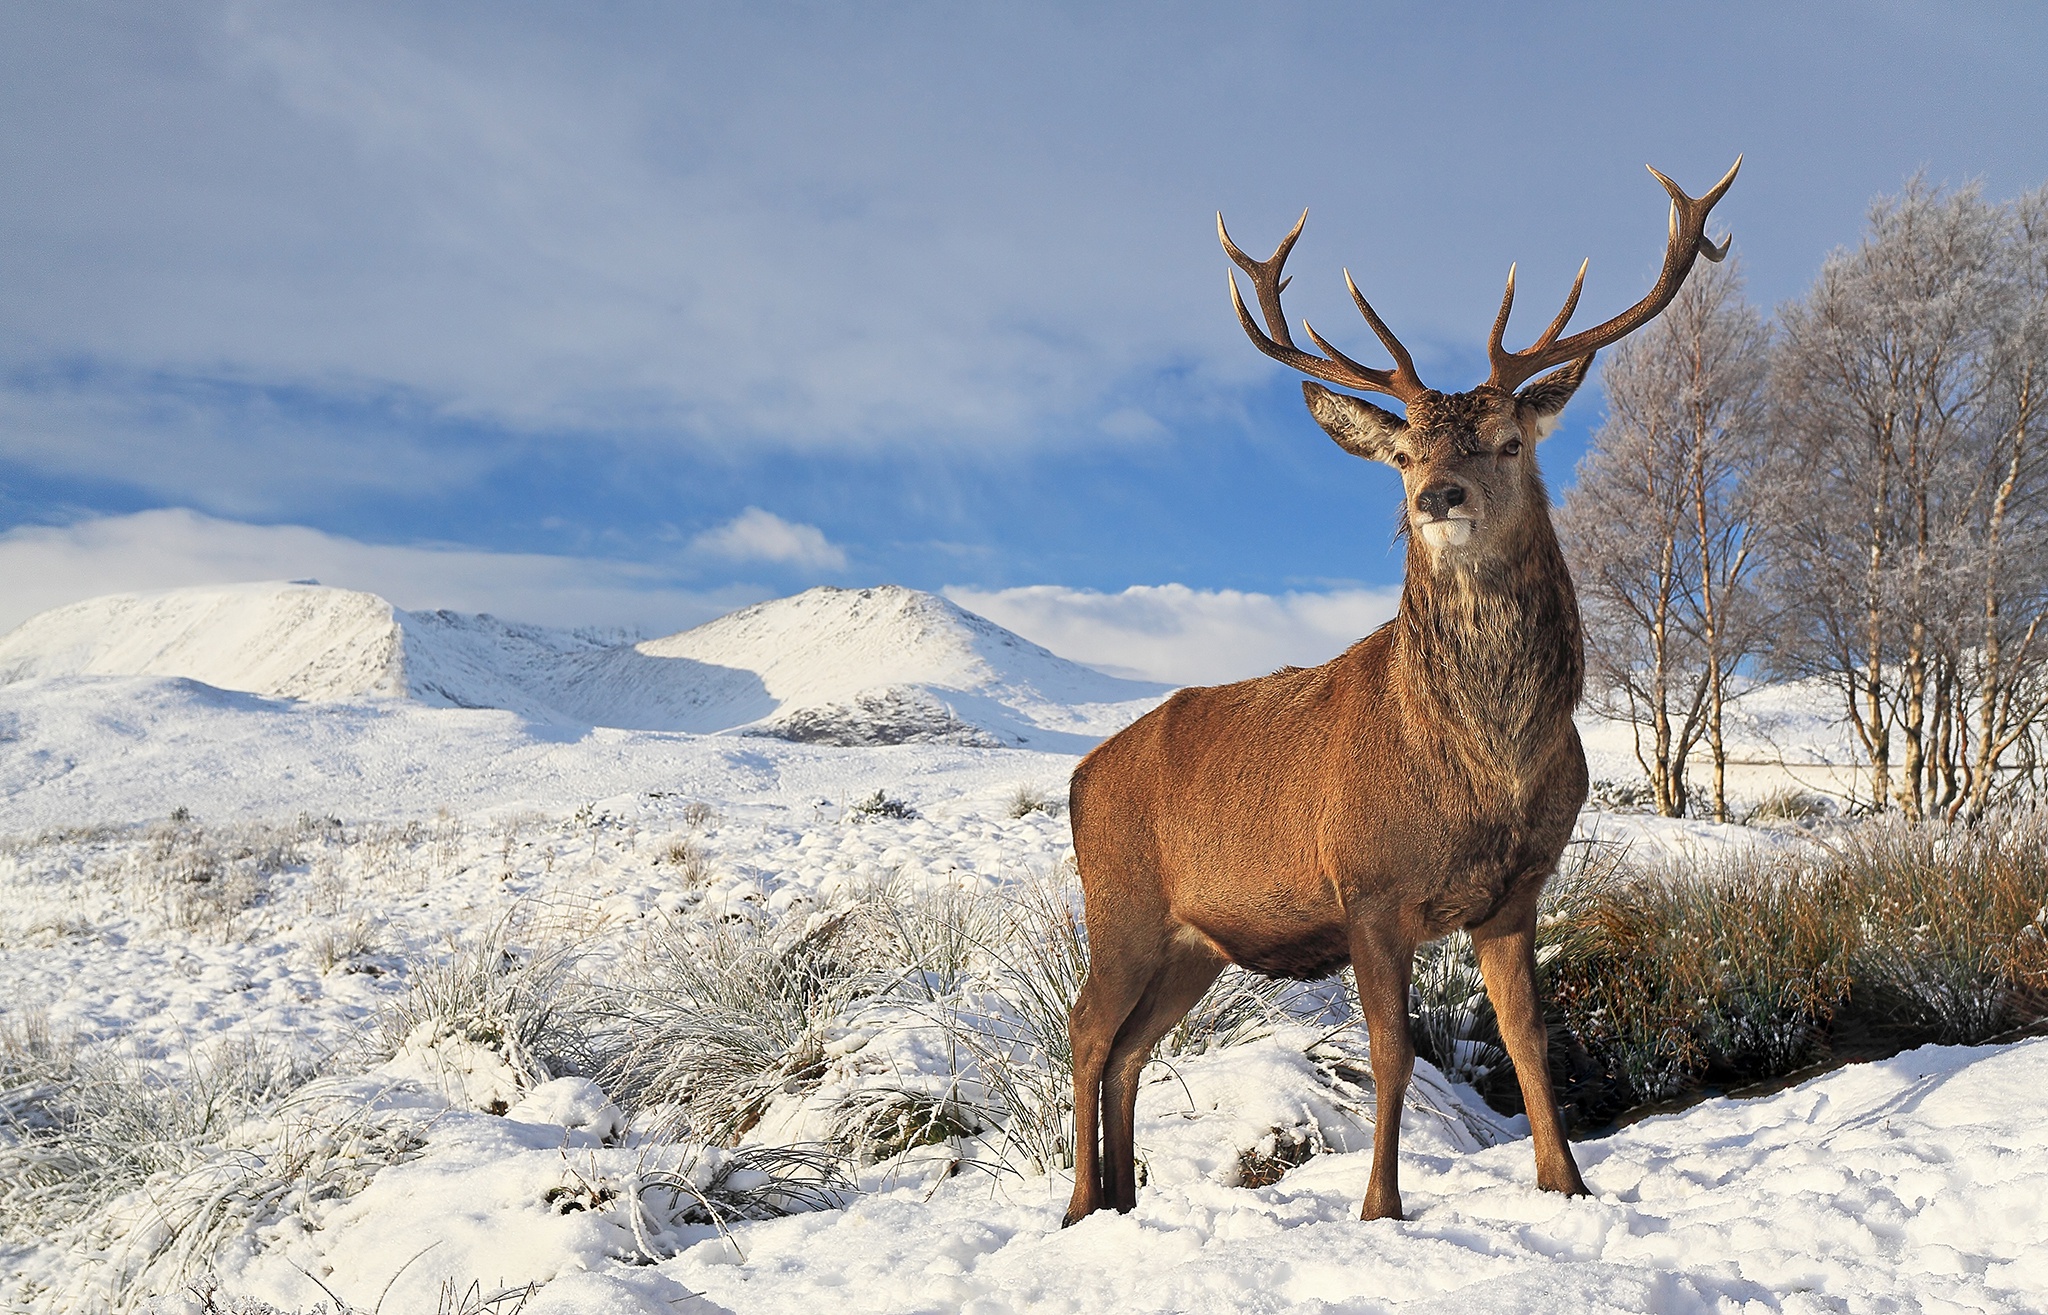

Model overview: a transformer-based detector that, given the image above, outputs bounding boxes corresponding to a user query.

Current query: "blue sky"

[4,2,2047,680]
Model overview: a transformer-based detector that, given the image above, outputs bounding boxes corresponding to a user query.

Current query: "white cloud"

[944,582,1401,686]
[0,510,761,637]
[689,508,847,571]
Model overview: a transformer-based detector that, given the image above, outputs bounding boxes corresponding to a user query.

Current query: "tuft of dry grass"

[1834,815,2048,1039]
[590,901,895,1143]
[1005,785,1063,819]
[371,911,589,1088]
[1744,787,1837,826]
[654,835,715,886]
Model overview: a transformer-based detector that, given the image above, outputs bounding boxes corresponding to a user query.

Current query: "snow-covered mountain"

[0,581,1168,751]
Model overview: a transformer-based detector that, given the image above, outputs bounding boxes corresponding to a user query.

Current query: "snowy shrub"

[303,917,386,977]
[1233,1124,1323,1189]
[828,1088,982,1165]
[1587,777,1657,814]
[1539,847,1853,1115]
[127,821,302,940]
[1163,966,1323,1059]
[618,1143,852,1258]
[652,835,714,886]
[1744,787,1837,826]
[873,877,1006,1000]
[1527,813,2048,1122]
[845,789,918,823]
[947,871,1088,1173]
[0,1030,308,1253]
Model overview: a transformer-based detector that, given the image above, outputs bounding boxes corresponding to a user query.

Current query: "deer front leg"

[1349,923,1416,1221]
[1469,896,1588,1199]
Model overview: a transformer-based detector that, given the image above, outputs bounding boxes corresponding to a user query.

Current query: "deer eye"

[1393,452,1411,470]
[1501,439,1522,458]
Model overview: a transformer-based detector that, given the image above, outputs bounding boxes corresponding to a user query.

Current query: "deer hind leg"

[1350,922,1417,1221]
[1064,951,1146,1227]
[1064,901,1193,1227]
[1098,938,1225,1213]
[1470,894,1588,1199]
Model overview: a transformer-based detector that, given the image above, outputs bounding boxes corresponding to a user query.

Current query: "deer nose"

[1414,484,1465,518]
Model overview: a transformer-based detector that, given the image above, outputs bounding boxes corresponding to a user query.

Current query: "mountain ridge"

[0,581,1169,751]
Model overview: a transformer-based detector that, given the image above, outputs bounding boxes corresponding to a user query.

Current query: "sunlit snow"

[0,583,2038,1314]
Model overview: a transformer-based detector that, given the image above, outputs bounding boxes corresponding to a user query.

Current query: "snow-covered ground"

[3,582,2035,1314]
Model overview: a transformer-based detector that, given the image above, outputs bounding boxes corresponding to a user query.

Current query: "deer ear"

[1513,355,1594,440]
[1302,382,1407,463]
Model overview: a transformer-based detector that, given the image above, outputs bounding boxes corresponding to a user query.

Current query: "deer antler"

[1219,211,1431,404]
[1484,157,1742,394]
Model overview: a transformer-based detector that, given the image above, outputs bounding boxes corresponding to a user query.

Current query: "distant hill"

[0,582,1168,751]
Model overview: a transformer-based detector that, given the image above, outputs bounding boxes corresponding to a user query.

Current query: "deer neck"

[1392,510,1583,790]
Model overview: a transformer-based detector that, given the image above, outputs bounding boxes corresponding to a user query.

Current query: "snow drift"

[0,581,1168,750]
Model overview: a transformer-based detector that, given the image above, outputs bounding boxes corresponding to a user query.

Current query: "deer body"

[1063,161,1740,1226]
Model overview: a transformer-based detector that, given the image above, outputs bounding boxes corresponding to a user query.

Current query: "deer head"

[1220,160,1740,564]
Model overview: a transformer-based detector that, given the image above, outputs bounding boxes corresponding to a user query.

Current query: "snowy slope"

[0,582,412,701]
[634,585,1167,748]
[0,582,1169,752]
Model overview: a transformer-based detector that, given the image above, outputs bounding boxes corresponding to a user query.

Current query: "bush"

[654,836,715,886]
[0,1023,429,1313]
[128,819,302,939]
[1522,812,2048,1124]
[936,870,1090,1174]
[1587,778,1657,814]
[1407,932,1505,1088]
[1836,816,2048,1040]
[846,790,919,823]
[1744,787,1837,826]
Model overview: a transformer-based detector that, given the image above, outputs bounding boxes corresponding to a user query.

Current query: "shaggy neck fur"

[1392,483,1583,794]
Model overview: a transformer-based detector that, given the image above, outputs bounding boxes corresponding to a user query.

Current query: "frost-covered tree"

[1559,259,1770,819]
[1767,180,2048,817]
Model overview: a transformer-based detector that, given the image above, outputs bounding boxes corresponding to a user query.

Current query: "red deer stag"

[1063,160,1740,1225]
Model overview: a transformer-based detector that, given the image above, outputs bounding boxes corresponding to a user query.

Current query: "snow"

[658,1038,2048,1314]
[1575,675,1866,809]
[1,581,2039,1314]
[0,671,1091,830]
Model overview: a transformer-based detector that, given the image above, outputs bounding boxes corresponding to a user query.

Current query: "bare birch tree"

[1559,260,1770,818]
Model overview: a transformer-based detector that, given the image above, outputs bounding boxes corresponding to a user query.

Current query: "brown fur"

[1063,365,1596,1226]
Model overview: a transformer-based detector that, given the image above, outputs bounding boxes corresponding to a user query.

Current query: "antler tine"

[1218,210,1307,350]
[1487,262,1518,373]
[1343,269,1426,397]
[1532,259,1589,353]
[1219,211,1432,404]
[1485,158,1742,394]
